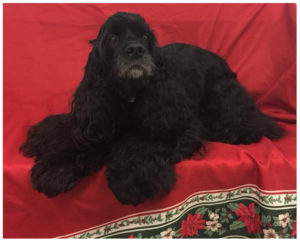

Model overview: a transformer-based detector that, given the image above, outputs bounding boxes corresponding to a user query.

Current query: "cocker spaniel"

[20,12,283,205]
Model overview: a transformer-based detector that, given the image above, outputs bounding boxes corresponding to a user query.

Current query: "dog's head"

[90,12,158,82]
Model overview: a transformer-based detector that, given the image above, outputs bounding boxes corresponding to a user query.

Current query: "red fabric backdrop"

[3,3,296,238]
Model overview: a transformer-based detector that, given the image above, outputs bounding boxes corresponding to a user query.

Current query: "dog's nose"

[125,43,145,58]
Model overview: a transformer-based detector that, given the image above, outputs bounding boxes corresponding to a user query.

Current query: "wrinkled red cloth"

[3,3,296,238]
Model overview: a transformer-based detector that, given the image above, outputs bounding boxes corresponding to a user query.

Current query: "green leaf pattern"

[61,185,296,239]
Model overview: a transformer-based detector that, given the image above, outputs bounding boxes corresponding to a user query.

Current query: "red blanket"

[3,3,296,238]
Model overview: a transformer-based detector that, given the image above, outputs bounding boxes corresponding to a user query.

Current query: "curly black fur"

[20,12,283,205]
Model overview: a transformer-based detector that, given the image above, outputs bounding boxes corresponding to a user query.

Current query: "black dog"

[20,12,283,205]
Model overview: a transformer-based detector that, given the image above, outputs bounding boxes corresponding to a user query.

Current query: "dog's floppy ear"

[71,20,112,146]
[81,20,110,86]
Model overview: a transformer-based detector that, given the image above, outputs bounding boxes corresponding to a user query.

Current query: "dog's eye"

[108,34,119,46]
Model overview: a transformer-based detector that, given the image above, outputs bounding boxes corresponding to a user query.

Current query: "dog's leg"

[29,150,104,197]
[160,121,207,163]
[204,78,284,144]
[105,135,178,205]
[20,114,105,197]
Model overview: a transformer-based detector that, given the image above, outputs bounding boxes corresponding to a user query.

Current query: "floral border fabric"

[57,184,296,239]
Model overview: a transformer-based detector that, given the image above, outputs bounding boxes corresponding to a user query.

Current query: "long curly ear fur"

[71,20,117,148]
[82,20,109,85]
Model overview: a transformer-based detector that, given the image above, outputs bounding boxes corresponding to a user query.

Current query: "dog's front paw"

[30,162,81,197]
[106,161,176,206]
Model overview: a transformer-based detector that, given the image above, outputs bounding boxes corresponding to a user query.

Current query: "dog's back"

[157,43,235,108]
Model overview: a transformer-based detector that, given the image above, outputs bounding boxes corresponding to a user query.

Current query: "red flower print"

[128,234,134,238]
[179,213,206,238]
[234,203,262,235]
[291,220,296,237]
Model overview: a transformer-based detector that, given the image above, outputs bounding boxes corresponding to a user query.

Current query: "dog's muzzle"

[126,64,148,79]
[117,56,156,79]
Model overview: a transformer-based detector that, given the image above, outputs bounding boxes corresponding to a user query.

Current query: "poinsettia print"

[68,187,296,239]
[234,203,262,235]
[263,228,279,238]
[179,213,206,238]
[278,212,290,228]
